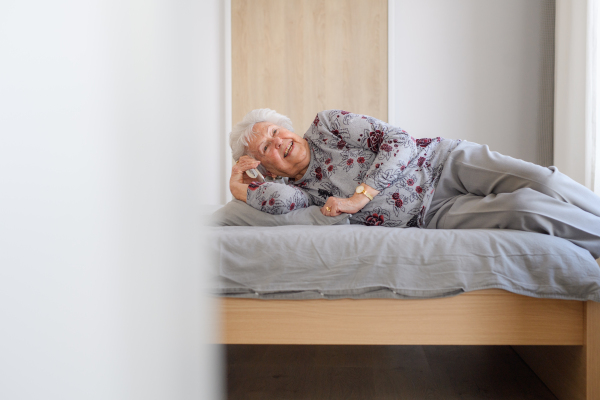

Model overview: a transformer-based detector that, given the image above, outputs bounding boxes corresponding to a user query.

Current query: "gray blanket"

[210,225,600,301]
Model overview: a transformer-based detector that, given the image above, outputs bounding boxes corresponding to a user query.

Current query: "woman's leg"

[428,141,600,218]
[425,141,600,257]
[430,188,600,258]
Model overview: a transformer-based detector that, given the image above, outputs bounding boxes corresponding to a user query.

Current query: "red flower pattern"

[248,182,264,191]
[365,213,385,226]
[415,138,432,147]
[380,143,393,152]
[314,166,322,179]
[367,130,384,152]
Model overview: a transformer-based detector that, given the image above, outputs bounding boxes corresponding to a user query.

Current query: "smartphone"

[245,163,268,182]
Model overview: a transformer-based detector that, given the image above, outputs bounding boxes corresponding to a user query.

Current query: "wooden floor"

[226,345,559,399]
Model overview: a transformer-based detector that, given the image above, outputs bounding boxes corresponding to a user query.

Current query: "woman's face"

[246,122,311,180]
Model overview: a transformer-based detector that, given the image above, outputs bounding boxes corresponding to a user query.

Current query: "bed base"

[219,290,600,400]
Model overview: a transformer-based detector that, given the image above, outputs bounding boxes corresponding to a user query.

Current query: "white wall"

[554,0,590,187]
[202,0,229,205]
[389,0,555,166]
[0,1,221,399]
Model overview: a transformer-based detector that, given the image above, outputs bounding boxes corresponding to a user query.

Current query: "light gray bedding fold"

[210,225,600,301]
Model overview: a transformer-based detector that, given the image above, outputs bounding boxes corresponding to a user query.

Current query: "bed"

[209,202,600,400]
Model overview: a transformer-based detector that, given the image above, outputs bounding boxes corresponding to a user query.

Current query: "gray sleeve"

[317,110,417,191]
[246,181,312,215]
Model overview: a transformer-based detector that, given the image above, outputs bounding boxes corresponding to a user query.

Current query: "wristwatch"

[355,185,374,201]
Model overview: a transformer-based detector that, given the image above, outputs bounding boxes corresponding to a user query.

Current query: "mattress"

[209,225,600,302]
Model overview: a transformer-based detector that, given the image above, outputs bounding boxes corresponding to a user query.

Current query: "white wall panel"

[554,0,589,186]
[389,0,555,166]
[0,1,222,398]
[201,0,228,204]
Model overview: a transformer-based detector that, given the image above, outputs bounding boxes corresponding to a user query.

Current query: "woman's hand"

[321,184,380,217]
[231,156,261,184]
[229,156,262,202]
[321,193,370,216]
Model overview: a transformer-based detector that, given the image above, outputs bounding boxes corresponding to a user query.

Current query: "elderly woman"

[230,109,600,258]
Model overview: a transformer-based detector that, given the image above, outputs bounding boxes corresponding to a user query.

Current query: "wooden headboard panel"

[232,0,388,132]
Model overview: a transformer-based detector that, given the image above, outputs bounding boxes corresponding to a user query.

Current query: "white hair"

[229,108,294,161]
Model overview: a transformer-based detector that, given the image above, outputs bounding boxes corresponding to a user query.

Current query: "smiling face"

[246,121,311,180]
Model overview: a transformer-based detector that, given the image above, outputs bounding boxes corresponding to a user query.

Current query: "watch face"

[356,185,364,193]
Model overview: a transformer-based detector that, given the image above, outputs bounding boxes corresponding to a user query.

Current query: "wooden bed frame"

[220,289,600,400]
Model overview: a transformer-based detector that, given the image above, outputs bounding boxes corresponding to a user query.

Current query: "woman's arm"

[229,156,312,214]
[246,182,311,214]
[315,110,420,192]
[309,110,410,216]
[320,183,379,216]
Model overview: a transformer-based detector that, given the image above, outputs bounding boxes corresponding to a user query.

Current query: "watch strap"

[357,186,373,201]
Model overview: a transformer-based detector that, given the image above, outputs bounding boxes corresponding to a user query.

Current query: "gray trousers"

[425,141,600,259]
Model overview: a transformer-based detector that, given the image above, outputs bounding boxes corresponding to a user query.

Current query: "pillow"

[210,199,350,226]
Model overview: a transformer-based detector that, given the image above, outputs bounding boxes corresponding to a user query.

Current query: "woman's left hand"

[321,193,370,216]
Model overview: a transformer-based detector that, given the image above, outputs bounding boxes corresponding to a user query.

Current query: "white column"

[554,0,590,186]
[0,1,221,398]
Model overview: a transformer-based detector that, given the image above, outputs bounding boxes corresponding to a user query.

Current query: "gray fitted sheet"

[210,225,600,301]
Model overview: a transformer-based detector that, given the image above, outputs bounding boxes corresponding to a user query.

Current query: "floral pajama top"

[246,110,460,228]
